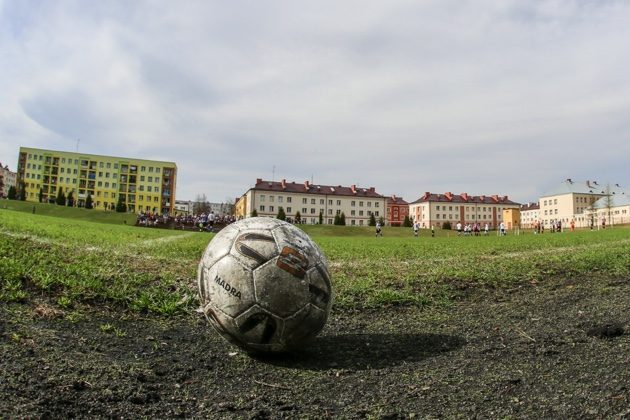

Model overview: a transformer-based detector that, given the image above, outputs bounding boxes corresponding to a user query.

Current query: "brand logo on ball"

[276,246,308,279]
[214,275,242,299]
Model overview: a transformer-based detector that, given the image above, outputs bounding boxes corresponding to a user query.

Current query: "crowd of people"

[136,211,236,231]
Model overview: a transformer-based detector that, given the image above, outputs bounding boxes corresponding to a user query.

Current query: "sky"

[1,0,629,204]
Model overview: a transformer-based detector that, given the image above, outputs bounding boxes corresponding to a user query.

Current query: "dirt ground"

[1,275,628,419]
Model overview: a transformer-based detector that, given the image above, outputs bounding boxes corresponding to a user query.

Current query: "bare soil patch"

[1,276,628,419]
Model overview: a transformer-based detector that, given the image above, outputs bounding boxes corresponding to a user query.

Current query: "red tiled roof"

[252,179,384,198]
[410,192,520,205]
[386,194,408,205]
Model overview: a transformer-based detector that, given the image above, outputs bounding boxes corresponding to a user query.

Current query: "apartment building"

[408,191,520,229]
[539,179,626,228]
[386,195,409,226]
[236,178,386,226]
[0,162,17,197]
[520,202,540,229]
[590,193,630,226]
[17,147,177,214]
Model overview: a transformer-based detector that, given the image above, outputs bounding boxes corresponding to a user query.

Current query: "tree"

[276,206,286,221]
[66,191,74,207]
[116,194,126,213]
[443,220,452,230]
[193,194,210,215]
[333,214,341,225]
[295,211,302,224]
[250,209,258,217]
[403,215,413,227]
[318,210,323,225]
[378,216,384,226]
[38,188,44,203]
[340,212,346,226]
[7,185,16,200]
[56,189,66,205]
[85,193,93,209]
[604,183,613,227]
[19,182,27,201]
[368,213,376,226]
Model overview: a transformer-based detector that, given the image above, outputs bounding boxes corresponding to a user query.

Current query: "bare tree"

[604,184,614,227]
[193,194,210,215]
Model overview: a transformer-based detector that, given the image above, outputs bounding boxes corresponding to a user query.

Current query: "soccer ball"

[197,217,333,353]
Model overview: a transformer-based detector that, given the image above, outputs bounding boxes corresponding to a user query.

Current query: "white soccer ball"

[197,217,333,353]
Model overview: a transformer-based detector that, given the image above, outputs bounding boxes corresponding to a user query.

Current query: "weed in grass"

[99,323,126,337]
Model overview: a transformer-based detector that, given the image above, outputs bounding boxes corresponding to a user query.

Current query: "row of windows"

[434,214,502,220]
[258,194,380,208]
[25,167,162,183]
[258,205,381,217]
[543,199,558,206]
[435,205,507,212]
[25,178,161,193]
[27,154,164,173]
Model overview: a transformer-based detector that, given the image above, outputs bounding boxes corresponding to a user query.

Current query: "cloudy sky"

[1,0,629,204]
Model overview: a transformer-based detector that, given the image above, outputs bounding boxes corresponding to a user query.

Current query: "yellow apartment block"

[539,178,626,228]
[17,147,177,214]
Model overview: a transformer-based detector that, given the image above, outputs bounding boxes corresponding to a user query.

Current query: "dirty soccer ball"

[197,217,333,353]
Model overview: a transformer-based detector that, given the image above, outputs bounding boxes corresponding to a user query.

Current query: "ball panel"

[230,229,279,270]
[282,304,329,347]
[201,223,240,264]
[199,255,256,318]
[272,224,327,267]
[307,263,333,310]
[234,305,286,352]
[253,256,310,318]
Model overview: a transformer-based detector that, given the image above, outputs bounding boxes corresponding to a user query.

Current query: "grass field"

[1,204,629,315]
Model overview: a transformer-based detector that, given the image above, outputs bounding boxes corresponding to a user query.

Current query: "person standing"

[413,221,419,237]
[375,221,383,237]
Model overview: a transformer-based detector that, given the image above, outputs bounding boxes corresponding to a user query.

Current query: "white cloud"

[1,0,629,203]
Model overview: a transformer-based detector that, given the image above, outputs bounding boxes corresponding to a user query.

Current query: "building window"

[359,201,364,207]
[351,201,356,206]
[302,198,307,204]
[302,208,307,213]
[260,205,265,211]
[269,206,274,212]
[287,197,292,203]
[278,196,283,203]
[260,195,265,202]
[311,198,316,204]
[336,200,341,205]
[287,207,292,213]
[269,196,274,202]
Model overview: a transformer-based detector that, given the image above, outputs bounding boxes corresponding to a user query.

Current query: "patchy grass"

[1,208,629,314]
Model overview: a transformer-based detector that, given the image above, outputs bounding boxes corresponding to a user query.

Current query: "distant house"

[590,193,630,227]
[0,162,17,198]
[386,195,409,226]
[520,202,540,229]
[408,191,520,229]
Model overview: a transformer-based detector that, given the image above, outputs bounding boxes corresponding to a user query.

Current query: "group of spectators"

[136,211,236,231]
